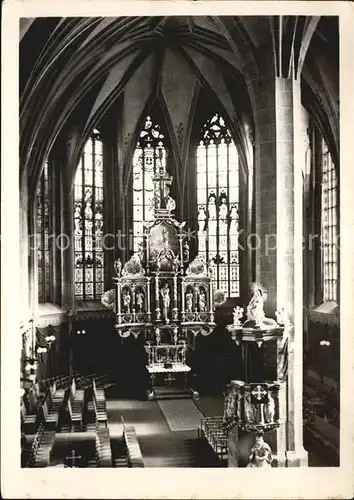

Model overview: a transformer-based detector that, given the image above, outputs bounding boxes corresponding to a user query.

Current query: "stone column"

[102,137,117,289]
[20,180,31,322]
[253,70,307,466]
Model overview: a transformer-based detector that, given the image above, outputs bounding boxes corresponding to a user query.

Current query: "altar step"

[139,433,225,467]
[153,386,191,400]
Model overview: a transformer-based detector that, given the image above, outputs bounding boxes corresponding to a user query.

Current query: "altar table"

[146,363,191,388]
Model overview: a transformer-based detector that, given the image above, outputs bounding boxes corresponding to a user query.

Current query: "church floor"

[105,393,225,467]
[105,391,334,467]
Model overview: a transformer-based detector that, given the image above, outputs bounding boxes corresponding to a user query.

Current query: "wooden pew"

[23,422,45,467]
[33,430,56,467]
[92,379,107,424]
[66,378,85,429]
[123,424,144,468]
[41,381,67,430]
[21,401,38,434]
[95,421,112,467]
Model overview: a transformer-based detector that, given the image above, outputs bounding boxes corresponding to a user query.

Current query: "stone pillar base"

[273,452,287,467]
[286,448,309,467]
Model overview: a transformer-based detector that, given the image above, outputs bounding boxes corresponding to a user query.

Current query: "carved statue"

[136,291,144,312]
[198,289,207,312]
[264,392,276,424]
[114,258,122,277]
[173,255,181,273]
[246,432,273,468]
[101,288,116,313]
[164,186,176,213]
[244,283,277,329]
[122,290,131,313]
[183,241,190,262]
[244,392,257,424]
[224,390,236,419]
[233,306,244,326]
[185,290,193,313]
[160,283,170,321]
[186,255,207,276]
[122,251,145,276]
[275,308,286,326]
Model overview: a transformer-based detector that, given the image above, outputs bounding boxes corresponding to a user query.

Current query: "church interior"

[18,16,340,469]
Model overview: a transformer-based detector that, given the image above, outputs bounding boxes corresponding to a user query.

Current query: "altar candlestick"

[194,288,198,312]
[173,275,178,309]
[117,281,121,314]
[209,279,213,315]
[181,284,185,321]
[24,327,30,359]
[155,275,160,319]
[147,278,151,314]
[146,236,150,272]
[179,236,183,265]
[31,317,35,358]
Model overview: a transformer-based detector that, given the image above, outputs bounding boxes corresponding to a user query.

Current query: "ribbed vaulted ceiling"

[20,16,338,191]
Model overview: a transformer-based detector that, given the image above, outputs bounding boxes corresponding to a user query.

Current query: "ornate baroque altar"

[104,161,216,394]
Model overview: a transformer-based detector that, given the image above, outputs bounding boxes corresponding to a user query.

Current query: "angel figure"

[233,306,244,326]
[245,282,277,328]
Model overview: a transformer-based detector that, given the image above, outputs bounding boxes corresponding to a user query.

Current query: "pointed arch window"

[132,116,167,251]
[36,159,53,303]
[321,138,338,302]
[197,113,240,297]
[74,129,104,301]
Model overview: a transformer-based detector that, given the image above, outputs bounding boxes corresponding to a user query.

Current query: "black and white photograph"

[1,1,353,499]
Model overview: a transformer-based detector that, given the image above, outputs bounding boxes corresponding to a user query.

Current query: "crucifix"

[251,384,268,402]
[152,160,172,211]
[251,384,268,427]
[65,448,82,468]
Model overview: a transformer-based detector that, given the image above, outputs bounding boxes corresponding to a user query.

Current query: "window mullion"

[216,142,220,288]
[226,142,230,297]
[82,154,86,301]
[41,175,45,303]
[205,144,209,263]
[92,138,97,300]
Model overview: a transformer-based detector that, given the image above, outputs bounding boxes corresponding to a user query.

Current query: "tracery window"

[36,159,52,303]
[197,113,240,297]
[132,116,167,251]
[74,129,104,301]
[321,138,338,302]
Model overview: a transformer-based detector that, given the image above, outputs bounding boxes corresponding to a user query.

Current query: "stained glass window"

[74,129,104,301]
[133,116,167,251]
[36,159,52,303]
[321,139,338,302]
[197,113,240,297]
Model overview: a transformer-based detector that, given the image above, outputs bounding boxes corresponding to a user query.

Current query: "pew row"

[122,423,144,468]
